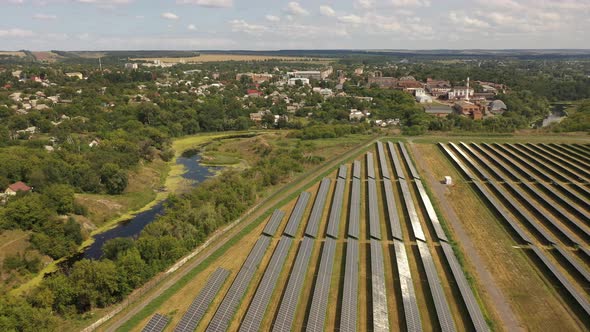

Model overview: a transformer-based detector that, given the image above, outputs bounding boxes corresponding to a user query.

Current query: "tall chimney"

[466,77,470,101]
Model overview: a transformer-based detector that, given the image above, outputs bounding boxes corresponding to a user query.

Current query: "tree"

[100,163,128,194]
[42,184,75,214]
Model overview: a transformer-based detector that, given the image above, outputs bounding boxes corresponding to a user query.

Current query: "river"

[82,151,221,259]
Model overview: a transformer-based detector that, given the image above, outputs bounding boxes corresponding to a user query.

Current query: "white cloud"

[76,0,133,4]
[265,14,280,22]
[187,24,197,30]
[0,28,35,37]
[354,0,374,9]
[320,5,336,17]
[33,13,57,20]
[286,2,308,16]
[391,0,430,7]
[229,19,268,35]
[176,0,233,8]
[338,14,363,24]
[161,12,179,20]
[449,11,490,29]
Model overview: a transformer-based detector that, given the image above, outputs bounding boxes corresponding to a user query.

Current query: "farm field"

[130,53,334,64]
[124,141,501,332]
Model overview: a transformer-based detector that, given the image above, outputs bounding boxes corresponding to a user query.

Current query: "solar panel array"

[240,236,293,332]
[306,238,337,332]
[367,152,376,179]
[370,239,390,332]
[305,178,332,238]
[206,236,271,332]
[393,240,422,332]
[399,178,426,242]
[440,242,489,332]
[142,313,169,332]
[262,210,286,237]
[553,245,590,283]
[174,268,230,332]
[340,239,359,332]
[416,242,456,332]
[348,178,361,239]
[398,142,420,180]
[367,178,382,240]
[338,165,348,179]
[382,179,403,240]
[531,144,590,181]
[353,160,361,179]
[376,141,391,179]
[326,178,346,238]
[387,141,406,179]
[273,237,315,332]
[283,191,311,237]
[529,246,590,317]
[414,179,448,242]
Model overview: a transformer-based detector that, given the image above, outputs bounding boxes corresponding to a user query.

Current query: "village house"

[448,86,474,100]
[4,181,32,196]
[65,72,83,80]
[425,78,452,98]
[236,73,273,84]
[454,101,483,120]
[424,105,453,117]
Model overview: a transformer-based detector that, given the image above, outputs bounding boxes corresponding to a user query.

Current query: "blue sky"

[0,0,588,50]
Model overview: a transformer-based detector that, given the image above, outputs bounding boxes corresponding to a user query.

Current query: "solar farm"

[137,140,589,331]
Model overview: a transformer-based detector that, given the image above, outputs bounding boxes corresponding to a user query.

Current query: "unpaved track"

[409,141,524,332]
[97,135,379,332]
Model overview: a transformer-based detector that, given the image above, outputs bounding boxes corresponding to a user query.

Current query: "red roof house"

[5,181,32,195]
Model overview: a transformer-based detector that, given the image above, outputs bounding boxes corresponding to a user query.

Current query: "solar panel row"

[553,245,590,283]
[560,143,590,162]
[305,178,332,238]
[398,142,420,180]
[519,143,584,182]
[529,246,590,317]
[206,236,271,332]
[353,160,361,179]
[439,144,532,244]
[240,236,293,332]
[306,238,337,332]
[466,143,585,245]
[348,178,361,239]
[387,141,406,180]
[376,141,391,179]
[367,178,382,240]
[174,268,230,332]
[367,152,376,180]
[492,144,590,221]
[370,239,390,332]
[416,242,456,332]
[340,239,359,332]
[532,144,590,181]
[477,144,590,240]
[326,178,346,239]
[338,164,348,179]
[382,179,403,240]
[398,178,426,242]
[262,210,286,237]
[393,240,422,332]
[440,242,490,332]
[539,143,590,175]
[272,237,315,332]
[283,192,311,237]
[414,179,448,242]
[142,313,169,332]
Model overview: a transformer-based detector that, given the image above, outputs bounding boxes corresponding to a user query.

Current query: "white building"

[288,77,310,86]
[125,63,138,70]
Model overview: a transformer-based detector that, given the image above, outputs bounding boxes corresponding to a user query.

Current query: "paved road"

[98,135,379,332]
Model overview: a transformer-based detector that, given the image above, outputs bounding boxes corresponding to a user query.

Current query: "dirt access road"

[95,135,379,332]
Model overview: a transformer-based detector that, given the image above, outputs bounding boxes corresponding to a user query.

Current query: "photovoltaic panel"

[142,313,169,332]
[262,210,286,237]
[174,268,230,332]
[367,178,381,240]
[326,178,346,238]
[388,141,406,180]
[340,239,359,332]
[560,144,590,161]
[306,238,337,332]
[272,237,315,332]
[553,245,590,283]
[440,242,489,332]
[206,236,271,332]
[370,239,389,332]
[283,192,311,237]
[416,242,456,332]
[377,141,391,179]
[414,179,448,242]
[398,178,426,242]
[239,236,293,332]
[338,165,348,179]
[393,240,422,332]
[348,178,361,239]
[530,245,590,317]
[438,143,476,181]
[305,178,332,238]
[533,144,590,180]
[383,179,403,240]
[398,142,420,180]
[367,152,376,179]
[353,160,361,179]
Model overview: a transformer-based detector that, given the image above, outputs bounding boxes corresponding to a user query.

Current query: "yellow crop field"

[131,53,335,63]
